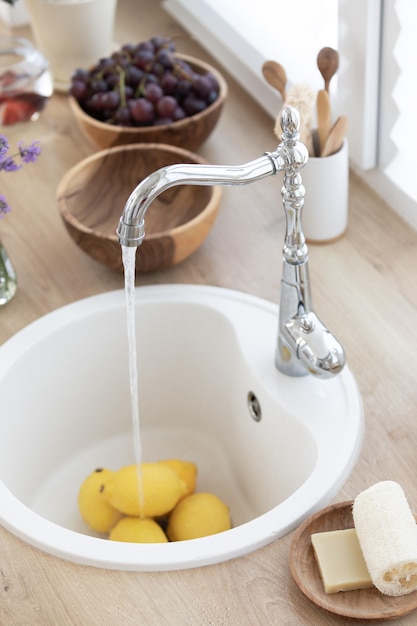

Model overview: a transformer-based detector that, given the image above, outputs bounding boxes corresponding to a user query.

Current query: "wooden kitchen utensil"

[321,115,348,157]
[262,60,287,101]
[316,89,332,156]
[317,47,339,93]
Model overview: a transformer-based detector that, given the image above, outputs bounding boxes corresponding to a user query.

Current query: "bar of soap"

[353,481,417,596]
[311,528,373,594]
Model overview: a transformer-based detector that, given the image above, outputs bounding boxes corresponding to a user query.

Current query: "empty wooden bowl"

[69,54,228,152]
[57,143,222,273]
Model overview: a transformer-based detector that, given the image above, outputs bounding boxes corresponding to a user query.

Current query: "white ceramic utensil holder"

[301,139,349,243]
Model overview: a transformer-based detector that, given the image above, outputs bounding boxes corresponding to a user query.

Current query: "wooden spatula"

[321,115,348,157]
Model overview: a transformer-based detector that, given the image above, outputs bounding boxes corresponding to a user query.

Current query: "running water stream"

[122,245,144,516]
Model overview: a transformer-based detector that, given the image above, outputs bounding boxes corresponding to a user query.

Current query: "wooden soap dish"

[289,501,417,621]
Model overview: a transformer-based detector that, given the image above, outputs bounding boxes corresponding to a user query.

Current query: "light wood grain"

[1,1,417,625]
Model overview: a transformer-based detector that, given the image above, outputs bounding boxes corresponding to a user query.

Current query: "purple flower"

[0,135,8,160]
[0,156,21,172]
[0,135,41,216]
[0,194,11,218]
[19,140,41,164]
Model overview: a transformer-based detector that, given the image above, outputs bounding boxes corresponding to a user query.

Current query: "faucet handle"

[284,312,346,378]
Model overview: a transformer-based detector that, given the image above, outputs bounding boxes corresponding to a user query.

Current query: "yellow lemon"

[78,468,123,533]
[103,463,188,517]
[109,517,168,543]
[158,459,198,496]
[167,492,232,541]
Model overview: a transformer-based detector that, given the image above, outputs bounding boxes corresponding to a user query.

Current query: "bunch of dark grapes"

[69,36,220,127]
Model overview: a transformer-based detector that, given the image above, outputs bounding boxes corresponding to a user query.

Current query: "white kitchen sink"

[0,284,363,570]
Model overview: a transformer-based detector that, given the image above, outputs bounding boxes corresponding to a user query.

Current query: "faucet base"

[277,311,346,379]
[275,339,308,377]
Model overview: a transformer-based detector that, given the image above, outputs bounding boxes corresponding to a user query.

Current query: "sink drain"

[247,391,262,422]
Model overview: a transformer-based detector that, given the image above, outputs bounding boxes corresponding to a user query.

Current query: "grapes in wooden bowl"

[69,36,228,151]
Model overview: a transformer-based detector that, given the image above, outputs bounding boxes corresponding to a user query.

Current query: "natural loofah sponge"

[275,83,315,155]
[353,481,417,596]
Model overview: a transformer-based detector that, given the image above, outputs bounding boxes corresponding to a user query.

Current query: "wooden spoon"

[317,47,339,93]
[321,115,348,157]
[262,60,287,101]
[316,89,332,156]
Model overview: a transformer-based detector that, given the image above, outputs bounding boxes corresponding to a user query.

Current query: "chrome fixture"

[117,106,345,378]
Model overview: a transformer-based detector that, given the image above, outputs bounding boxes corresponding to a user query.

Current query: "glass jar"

[0,36,52,125]
[0,239,17,306]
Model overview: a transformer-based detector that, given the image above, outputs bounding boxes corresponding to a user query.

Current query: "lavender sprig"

[0,134,41,217]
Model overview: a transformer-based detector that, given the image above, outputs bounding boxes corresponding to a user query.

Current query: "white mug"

[300,139,349,243]
[25,0,118,89]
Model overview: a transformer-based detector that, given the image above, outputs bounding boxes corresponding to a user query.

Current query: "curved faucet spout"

[117,156,280,247]
[117,106,345,379]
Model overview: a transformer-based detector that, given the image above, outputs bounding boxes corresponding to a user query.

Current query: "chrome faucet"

[117,106,345,378]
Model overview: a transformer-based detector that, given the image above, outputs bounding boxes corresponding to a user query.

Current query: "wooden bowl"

[69,54,228,152]
[56,143,222,273]
[290,502,417,621]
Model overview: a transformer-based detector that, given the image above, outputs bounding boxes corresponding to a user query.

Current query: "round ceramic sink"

[0,285,363,570]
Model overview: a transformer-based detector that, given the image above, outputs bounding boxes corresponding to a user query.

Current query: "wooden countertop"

[2,1,417,624]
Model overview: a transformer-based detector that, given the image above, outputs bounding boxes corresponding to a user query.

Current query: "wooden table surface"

[2,1,417,624]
